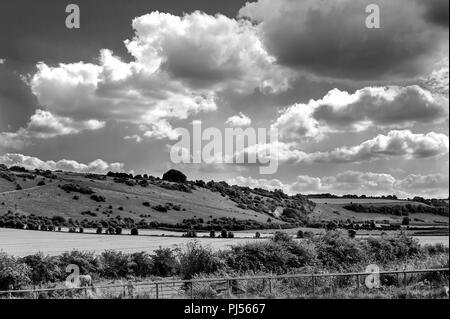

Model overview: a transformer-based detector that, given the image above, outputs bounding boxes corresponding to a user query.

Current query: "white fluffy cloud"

[229,171,449,198]
[225,112,252,127]
[28,11,292,142]
[272,86,448,142]
[0,109,105,150]
[0,58,5,64]
[0,153,124,174]
[307,130,449,163]
[239,130,449,164]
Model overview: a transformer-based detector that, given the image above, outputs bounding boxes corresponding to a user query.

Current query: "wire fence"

[0,268,448,299]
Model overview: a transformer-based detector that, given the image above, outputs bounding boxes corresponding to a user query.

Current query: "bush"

[222,241,310,273]
[153,205,168,213]
[90,194,106,202]
[313,231,366,270]
[272,231,292,243]
[348,229,357,239]
[115,227,122,235]
[209,231,216,238]
[58,250,99,276]
[402,216,411,226]
[60,183,94,194]
[96,227,103,234]
[20,253,62,284]
[178,241,224,279]
[227,232,235,238]
[37,180,46,186]
[296,230,304,239]
[99,250,132,278]
[151,248,179,277]
[131,228,139,236]
[221,229,228,238]
[255,232,261,239]
[130,252,153,277]
[0,252,31,290]
[162,169,187,183]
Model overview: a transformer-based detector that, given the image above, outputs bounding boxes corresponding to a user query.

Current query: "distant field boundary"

[1,268,448,299]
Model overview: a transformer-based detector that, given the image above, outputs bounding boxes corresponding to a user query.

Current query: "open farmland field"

[0,228,262,257]
[1,228,448,258]
[308,198,449,225]
[309,198,412,204]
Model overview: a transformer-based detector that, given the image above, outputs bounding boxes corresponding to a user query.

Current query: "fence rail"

[1,268,448,299]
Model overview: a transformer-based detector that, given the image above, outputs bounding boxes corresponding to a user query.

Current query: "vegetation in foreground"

[0,231,448,299]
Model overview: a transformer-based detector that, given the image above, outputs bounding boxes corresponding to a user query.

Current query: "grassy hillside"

[0,168,316,230]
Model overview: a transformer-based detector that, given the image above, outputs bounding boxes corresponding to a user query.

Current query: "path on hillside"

[0,181,58,196]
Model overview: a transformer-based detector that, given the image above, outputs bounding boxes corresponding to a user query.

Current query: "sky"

[0,0,449,198]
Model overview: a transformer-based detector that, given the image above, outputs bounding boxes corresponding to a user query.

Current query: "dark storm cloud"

[0,63,38,131]
[239,0,448,80]
[418,0,449,28]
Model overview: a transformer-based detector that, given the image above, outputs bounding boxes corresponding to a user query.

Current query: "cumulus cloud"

[239,130,449,164]
[225,112,252,127]
[0,109,105,150]
[28,11,292,142]
[229,171,449,198]
[239,0,448,80]
[0,153,125,174]
[0,58,4,64]
[308,130,449,163]
[272,86,448,142]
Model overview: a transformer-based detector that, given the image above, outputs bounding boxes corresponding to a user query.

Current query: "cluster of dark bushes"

[60,183,94,195]
[344,203,449,217]
[307,193,398,200]
[2,232,447,291]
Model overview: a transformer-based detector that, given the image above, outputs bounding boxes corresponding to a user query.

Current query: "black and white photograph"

[0,0,449,305]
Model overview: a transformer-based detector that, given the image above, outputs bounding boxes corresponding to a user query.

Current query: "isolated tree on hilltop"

[162,169,187,183]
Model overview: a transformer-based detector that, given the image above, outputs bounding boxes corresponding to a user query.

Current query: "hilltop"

[0,165,315,231]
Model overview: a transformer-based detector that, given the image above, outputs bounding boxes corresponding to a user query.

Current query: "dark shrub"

[313,231,366,271]
[130,252,153,277]
[162,169,187,183]
[37,180,46,186]
[0,252,31,290]
[79,227,84,233]
[272,231,292,243]
[20,253,62,284]
[221,229,228,238]
[178,241,223,279]
[115,227,122,235]
[131,228,139,236]
[96,227,103,234]
[151,248,179,277]
[255,232,261,238]
[99,250,132,278]
[402,216,410,226]
[296,230,304,239]
[227,232,235,238]
[90,194,106,202]
[326,221,338,231]
[60,183,94,194]
[142,202,150,207]
[57,250,99,276]
[348,229,357,239]
[209,231,216,238]
[153,205,168,213]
